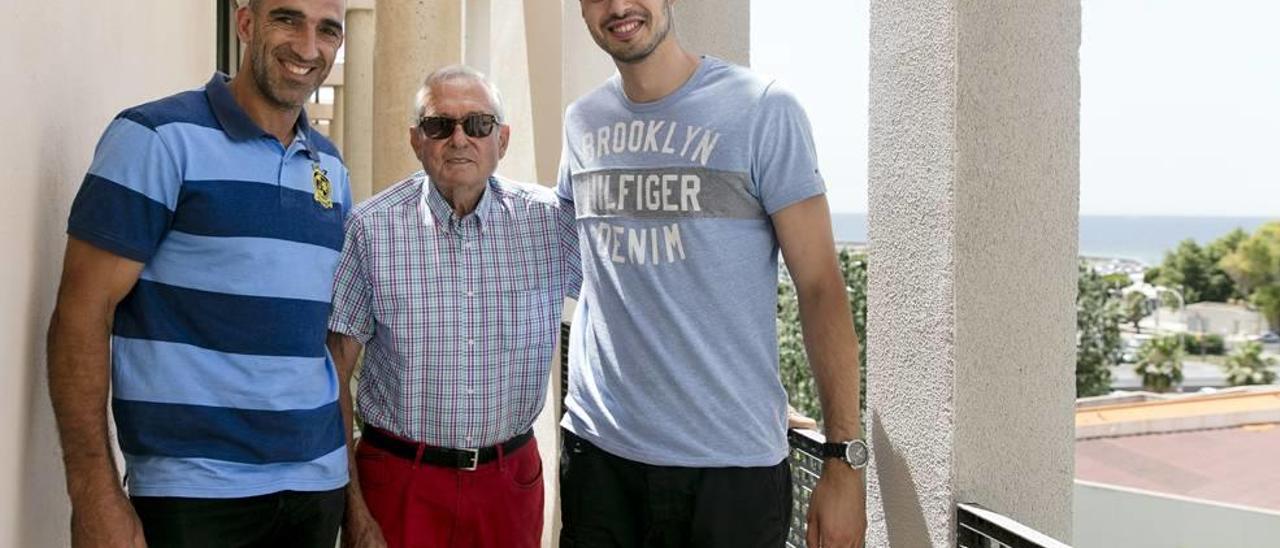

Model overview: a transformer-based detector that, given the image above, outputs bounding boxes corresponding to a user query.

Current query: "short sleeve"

[555,123,575,203]
[557,198,582,299]
[328,215,375,343]
[749,83,827,215]
[67,116,182,262]
[338,165,355,219]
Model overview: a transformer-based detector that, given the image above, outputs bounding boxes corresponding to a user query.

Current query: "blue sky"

[752,0,1280,216]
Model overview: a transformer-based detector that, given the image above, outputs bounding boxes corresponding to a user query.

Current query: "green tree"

[1143,266,1162,285]
[1220,222,1280,332]
[1151,231,1247,304]
[778,279,816,418]
[1076,264,1121,397]
[778,250,868,422]
[1223,341,1277,386]
[1206,228,1249,301]
[1135,335,1184,393]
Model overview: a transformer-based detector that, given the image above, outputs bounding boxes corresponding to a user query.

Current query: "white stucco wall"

[866,1,1079,545]
[673,0,749,67]
[0,2,215,545]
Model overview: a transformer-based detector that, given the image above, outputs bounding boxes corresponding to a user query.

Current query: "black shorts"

[131,487,345,548]
[559,430,792,548]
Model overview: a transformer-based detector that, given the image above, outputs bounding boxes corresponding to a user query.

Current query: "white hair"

[413,65,506,122]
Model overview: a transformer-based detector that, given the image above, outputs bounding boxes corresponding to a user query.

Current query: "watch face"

[844,440,869,467]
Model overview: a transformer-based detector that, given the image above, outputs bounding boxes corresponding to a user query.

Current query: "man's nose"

[291,25,321,62]
[447,121,471,146]
[606,0,633,18]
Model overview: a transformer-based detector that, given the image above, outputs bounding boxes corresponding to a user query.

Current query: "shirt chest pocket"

[492,288,556,350]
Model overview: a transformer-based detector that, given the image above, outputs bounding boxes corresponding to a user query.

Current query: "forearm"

[326,332,373,515]
[796,277,862,441]
[47,306,123,503]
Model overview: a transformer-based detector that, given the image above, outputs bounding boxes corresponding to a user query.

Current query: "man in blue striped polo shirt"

[47,1,351,546]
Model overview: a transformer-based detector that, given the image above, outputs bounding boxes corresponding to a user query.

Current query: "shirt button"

[466,339,476,346]
[465,290,476,297]
[463,242,476,249]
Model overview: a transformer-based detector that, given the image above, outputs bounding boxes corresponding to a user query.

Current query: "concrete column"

[474,0,537,186]
[330,86,344,153]
[372,0,462,192]
[343,0,375,202]
[866,1,1079,546]
[521,0,563,186]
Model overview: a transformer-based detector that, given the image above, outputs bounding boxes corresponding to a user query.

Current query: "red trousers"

[356,436,544,548]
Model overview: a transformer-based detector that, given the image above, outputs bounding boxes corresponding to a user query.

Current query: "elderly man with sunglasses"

[326,65,580,548]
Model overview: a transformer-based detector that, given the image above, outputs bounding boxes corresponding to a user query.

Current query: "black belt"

[359,425,533,471]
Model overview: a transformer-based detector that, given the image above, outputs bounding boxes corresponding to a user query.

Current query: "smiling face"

[580,0,675,64]
[410,78,510,192]
[238,0,345,110]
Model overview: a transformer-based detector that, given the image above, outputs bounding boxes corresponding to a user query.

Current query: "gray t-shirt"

[557,56,826,467]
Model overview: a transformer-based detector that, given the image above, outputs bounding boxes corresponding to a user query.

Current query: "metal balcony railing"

[957,503,1072,548]
[785,428,825,548]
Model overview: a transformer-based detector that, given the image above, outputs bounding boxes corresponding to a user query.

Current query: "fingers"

[806,508,820,548]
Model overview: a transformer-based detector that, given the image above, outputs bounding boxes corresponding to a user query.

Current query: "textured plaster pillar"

[343,0,375,202]
[866,1,1079,546]
[372,0,462,192]
[330,86,345,152]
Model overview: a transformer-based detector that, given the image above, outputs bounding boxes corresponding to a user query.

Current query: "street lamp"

[1153,285,1186,331]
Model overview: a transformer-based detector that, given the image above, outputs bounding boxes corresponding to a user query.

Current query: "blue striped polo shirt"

[66,73,352,498]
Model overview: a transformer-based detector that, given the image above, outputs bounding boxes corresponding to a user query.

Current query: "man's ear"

[497,124,511,160]
[409,126,426,163]
[235,5,254,45]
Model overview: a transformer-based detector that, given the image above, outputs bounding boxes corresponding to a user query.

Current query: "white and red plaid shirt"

[328,173,580,448]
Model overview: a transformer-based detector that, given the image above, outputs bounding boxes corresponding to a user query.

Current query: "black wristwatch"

[819,439,869,469]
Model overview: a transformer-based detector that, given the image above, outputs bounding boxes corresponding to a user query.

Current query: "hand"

[70,491,146,548]
[341,504,388,548]
[787,405,819,430]
[805,460,867,548]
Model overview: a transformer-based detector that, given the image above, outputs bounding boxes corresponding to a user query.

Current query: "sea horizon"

[830,213,1276,266]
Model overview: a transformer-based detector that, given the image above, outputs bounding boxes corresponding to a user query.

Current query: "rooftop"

[1076,388,1280,511]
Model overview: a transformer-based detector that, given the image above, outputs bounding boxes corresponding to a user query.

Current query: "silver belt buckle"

[459,448,480,471]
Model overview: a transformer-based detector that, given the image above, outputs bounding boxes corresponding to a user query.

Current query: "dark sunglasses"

[418,113,499,140]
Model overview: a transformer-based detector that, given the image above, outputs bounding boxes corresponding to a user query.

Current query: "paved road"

[1111,359,1279,391]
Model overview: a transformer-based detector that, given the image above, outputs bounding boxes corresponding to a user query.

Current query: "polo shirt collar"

[419,174,498,233]
[204,73,319,159]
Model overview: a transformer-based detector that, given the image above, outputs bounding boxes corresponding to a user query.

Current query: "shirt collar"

[418,174,498,232]
[204,73,318,159]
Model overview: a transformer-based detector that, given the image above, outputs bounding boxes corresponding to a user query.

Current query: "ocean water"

[830,213,1275,266]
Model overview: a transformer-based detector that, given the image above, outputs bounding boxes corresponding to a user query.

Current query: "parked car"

[1256,332,1280,344]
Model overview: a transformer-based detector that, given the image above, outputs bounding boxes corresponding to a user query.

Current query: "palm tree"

[1135,335,1184,393]
[1224,342,1277,386]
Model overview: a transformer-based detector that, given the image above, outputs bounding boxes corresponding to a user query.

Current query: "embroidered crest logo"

[312,163,334,209]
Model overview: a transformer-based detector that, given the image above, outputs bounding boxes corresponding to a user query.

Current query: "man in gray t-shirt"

[559,2,867,547]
